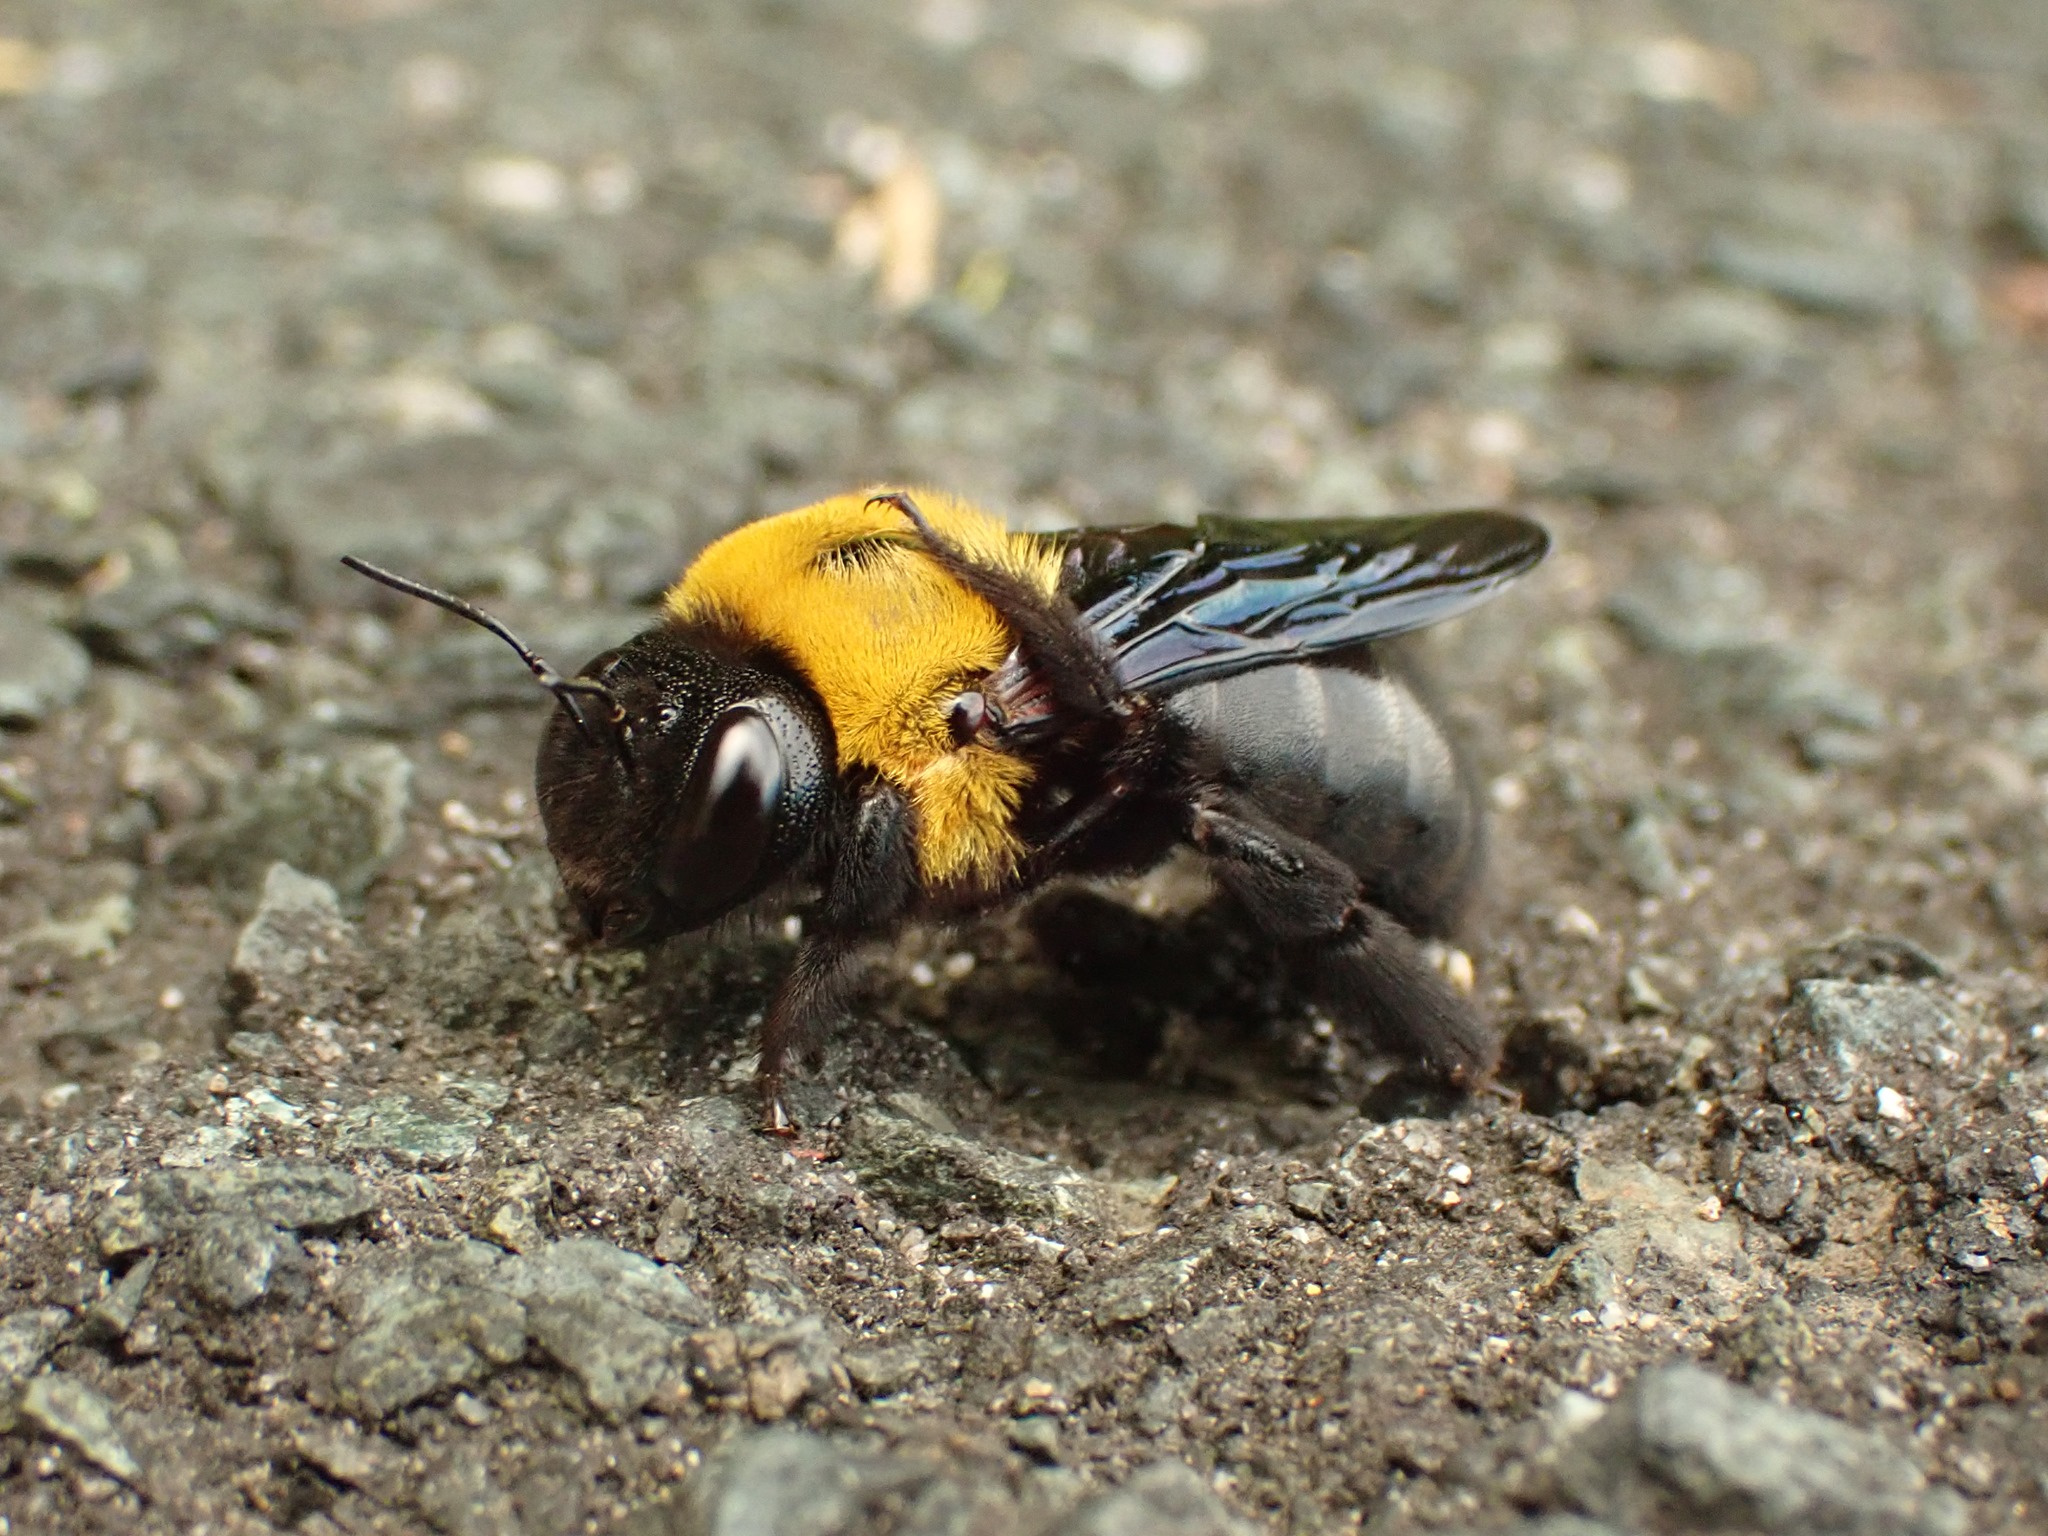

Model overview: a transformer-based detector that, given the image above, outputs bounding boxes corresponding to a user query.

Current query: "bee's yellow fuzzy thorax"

[663,490,1061,888]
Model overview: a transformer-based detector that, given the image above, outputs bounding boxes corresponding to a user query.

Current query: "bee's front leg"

[758,937,859,1135]
[758,781,916,1134]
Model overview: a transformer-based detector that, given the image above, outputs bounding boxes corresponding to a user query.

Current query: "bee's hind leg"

[1186,792,1500,1089]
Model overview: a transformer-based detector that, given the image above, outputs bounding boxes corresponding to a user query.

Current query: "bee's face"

[534,630,836,946]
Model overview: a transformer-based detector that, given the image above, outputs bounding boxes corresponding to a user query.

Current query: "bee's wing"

[1057,511,1549,695]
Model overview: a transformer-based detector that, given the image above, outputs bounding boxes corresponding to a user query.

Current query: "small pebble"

[1553,905,1603,942]
[20,1376,142,1486]
[462,155,568,218]
[1060,7,1207,91]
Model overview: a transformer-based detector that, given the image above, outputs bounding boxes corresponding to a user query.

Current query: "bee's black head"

[535,627,835,946]
[338,554,837,948]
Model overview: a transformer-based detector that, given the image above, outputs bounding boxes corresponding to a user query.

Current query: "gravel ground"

[3,1,2048,1532]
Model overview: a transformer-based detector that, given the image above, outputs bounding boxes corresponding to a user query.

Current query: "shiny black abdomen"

[1162,646,1480,937]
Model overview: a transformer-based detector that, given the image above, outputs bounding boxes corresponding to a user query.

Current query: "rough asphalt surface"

[4,0,2048,1532]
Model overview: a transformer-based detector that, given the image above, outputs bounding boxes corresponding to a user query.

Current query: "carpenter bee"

[344,489,1547,1131]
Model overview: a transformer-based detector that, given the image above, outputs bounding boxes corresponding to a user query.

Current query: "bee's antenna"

[339,555,634,761]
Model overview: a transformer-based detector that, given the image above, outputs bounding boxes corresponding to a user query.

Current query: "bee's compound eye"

[946,690,988,748]
[656,707,785,922]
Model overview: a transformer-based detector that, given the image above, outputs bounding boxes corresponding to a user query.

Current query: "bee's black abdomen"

[1162,648,1480,937]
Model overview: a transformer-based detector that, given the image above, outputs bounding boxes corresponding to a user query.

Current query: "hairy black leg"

[1188,793,1500,1087]
[870,490,1123,718]
[758,938,860,1135]
[758,781,917,1133]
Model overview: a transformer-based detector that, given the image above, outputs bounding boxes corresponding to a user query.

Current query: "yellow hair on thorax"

[663,490,1060,888]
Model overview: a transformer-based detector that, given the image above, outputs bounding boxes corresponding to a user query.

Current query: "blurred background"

[3,2,2048,1533]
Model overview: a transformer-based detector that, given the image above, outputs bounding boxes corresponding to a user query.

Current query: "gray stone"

[1085,1253,1204,1328]
[332,1274,530,1419]
[73,570,298,671]
[503,1236,711,1329]
[1762,661,1886,734]
[0,758,36,821]
[1025,1330,1112,1403]
[228,863,361,1014]
[1583,287,1797,377]
[554,491,686,605]
[415,1451,522,1536]
[841,1343,924,1398]
[56,347,155,404]
[0,1307,72,1428]
[1704,232,1918,319]
[1921,261,1981,352]
[2016,710,2048,766]
[1790,980,1959,1073]
[1165,1301,1273,1368]
[409,909,554,1033]
[1608,558,1769,660]
[657,1424,1037,1534]
[526,1291,679,1422]
[1131,1370,1191,1436]
[1285,1182,1337,1221]
[1528,458,1663,512]
[911,295,1012,367]
[1555,1362,1966,1536]
[390,610,640,715]
[223,1029,290,1064]
[467,357,569,418]
[95,1159,375,1257]
[899,1474,1047,1536]
[842,1103,1118,1226]
[1121,230,1235,313]
[330,1236,708,1420]
[1608,559,1881,737]
[1958,1263,2048,1354]
[334,1092,492,1170]
[1050,1462,1255,1536]
[13,891,135,962]
[20,1374,143,1486]
[1008,1414,1061,1460]
[82,1255,156,1344]
[291,1422,397,1496]
[1796,727,1887,769]
[1374,206,1467,312]
[2014,176,2048,259]
[172,744,412,900]
[653,1195,698,1264]
[1787,931,1945,987]
[676,1427,908,1536]
[1339,344,1449,427]
[503,1238,711,1420]
[1622,960,1689,1019]
[0,610,92,727]
[1618,812,1685,899]
[189,1213,294,1311]
[724,1247,816,1329]
[1717,1296,1820,1385]
[1730,1151,1806,1223]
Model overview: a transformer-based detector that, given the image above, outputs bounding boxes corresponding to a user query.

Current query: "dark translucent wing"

[1054,511,1548,695]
